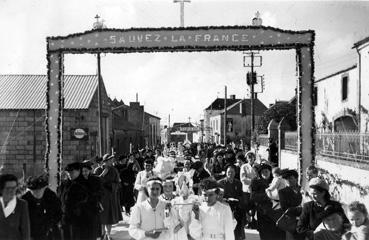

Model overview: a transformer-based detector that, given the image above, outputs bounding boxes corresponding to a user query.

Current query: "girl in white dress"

[172,175,200,240]
[129,177,177,240]
[134,159,156,203]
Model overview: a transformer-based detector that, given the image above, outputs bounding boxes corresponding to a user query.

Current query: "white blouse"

[189,201,235,240]
[129,199,177,240]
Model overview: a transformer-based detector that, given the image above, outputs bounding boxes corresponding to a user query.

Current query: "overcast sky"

[1,0,369,125]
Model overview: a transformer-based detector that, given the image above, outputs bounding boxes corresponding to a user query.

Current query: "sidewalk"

[111,214,260,240]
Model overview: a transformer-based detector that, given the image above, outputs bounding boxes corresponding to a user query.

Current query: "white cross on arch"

[173,0,191,27]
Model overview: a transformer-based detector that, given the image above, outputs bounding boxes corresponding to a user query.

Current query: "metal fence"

[316,132,369,162]
[258,134,269,147]
[285,132,298,151]
[282,131,369,162]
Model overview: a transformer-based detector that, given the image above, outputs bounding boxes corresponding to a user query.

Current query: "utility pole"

[224,86,227,146]
[174,0,191,27]
[97,53,103,156]
[251,52,255,133]
[244,12,263,147]
[93,14,106,156]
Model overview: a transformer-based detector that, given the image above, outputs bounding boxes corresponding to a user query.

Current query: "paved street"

[111,214,260,240]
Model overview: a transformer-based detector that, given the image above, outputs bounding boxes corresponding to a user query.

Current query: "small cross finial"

[252,11,262,26]
[93,14,106,30]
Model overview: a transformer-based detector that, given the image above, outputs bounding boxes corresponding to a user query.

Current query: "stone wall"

[0,110,46,177]
[274,146,369,207]
[0,90,112,177]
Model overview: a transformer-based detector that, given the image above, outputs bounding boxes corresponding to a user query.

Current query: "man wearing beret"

[22,175,62,240]
[58,162,89,240]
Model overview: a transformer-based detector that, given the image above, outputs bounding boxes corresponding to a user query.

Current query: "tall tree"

[257,101,297,134]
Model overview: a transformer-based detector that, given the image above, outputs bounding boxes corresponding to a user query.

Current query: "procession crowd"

[0,143,369,240]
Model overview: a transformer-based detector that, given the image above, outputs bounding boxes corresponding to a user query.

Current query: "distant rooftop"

[315,65,357,83]
[353,35,369,49]
[205,97,242,110]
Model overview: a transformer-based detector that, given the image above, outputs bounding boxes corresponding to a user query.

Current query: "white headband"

[147,180,162,186]
[204,187,218,193]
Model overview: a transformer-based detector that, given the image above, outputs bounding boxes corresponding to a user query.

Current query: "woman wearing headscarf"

[0,174,30,240]
[250,163,285,240]
[22,174,62,240]
[129,177,177,240]
[296,177,349,240]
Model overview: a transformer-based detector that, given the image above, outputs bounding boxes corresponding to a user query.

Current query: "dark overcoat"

[22,188,62,240]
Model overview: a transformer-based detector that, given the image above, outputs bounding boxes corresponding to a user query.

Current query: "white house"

[353,37,369,133]
[315,65,359,132]
[315,35,369,133]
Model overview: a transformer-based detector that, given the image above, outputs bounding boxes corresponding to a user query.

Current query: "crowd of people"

[0,143,369,240]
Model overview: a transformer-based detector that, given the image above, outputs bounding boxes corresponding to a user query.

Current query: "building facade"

[144,112,161,148]
[204,95,241,143]
[354,37,369,133]
[315,65,359,132]
[0,75,112,176]
[204,95,268,144]
[315,35,369,133]
[112,100,161,155]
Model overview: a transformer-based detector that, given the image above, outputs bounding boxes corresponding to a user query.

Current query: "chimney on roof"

[230,94,236,100]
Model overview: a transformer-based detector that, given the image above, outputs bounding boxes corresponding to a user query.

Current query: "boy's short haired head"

[272,167,282,176]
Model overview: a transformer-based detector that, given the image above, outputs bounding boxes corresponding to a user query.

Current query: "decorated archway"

[46,26,315,190]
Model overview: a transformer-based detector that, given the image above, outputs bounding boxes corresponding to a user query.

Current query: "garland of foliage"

[44,52,51,172]
[319,167,369,197]
[45,26,316,187]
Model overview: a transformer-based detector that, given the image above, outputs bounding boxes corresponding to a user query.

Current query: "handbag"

[276,210,297,233]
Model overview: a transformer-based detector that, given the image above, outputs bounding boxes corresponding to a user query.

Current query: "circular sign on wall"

[74,128,87,139]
